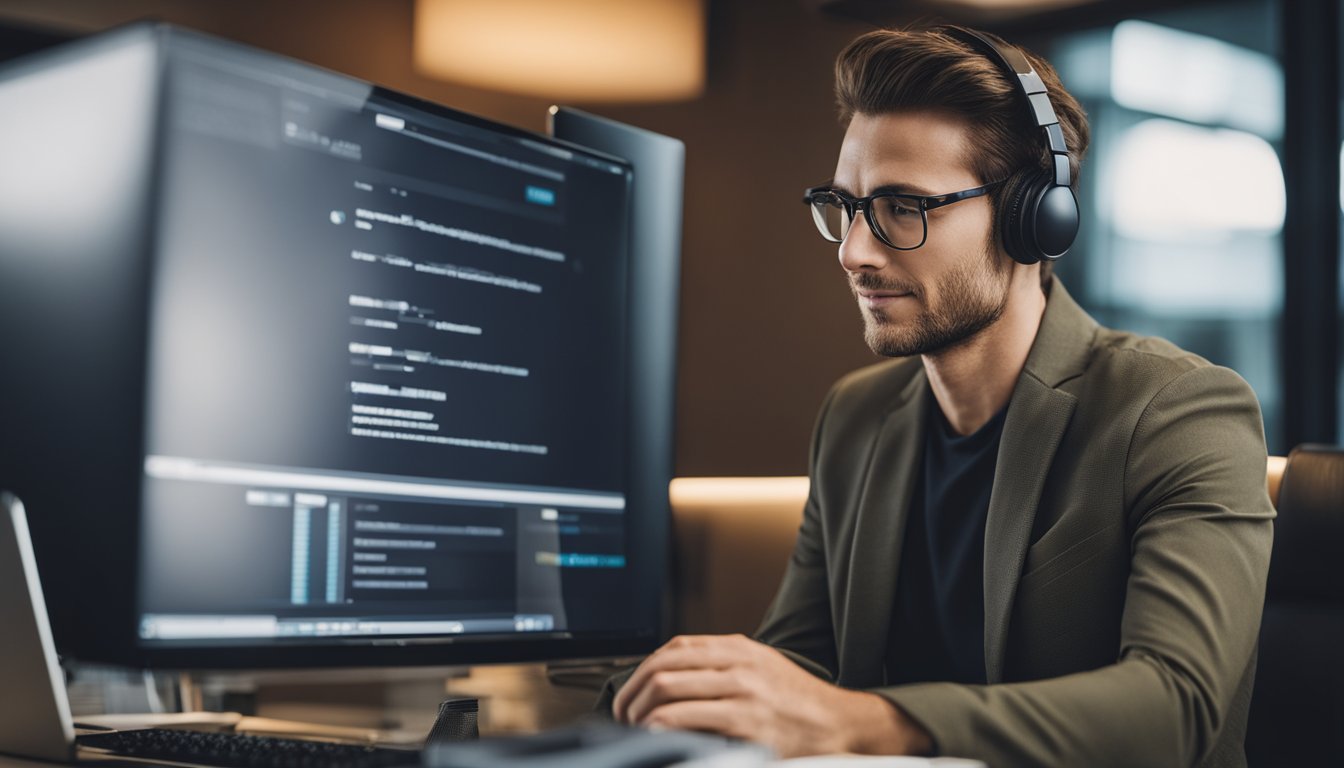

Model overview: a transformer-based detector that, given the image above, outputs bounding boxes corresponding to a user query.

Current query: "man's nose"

[837,210,891,273]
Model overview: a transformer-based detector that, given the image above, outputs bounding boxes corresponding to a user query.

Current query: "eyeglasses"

[801,180,1004,250]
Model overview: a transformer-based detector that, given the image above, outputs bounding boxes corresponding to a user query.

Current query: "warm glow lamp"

[413,0,706,102]
[936,0,1101,11]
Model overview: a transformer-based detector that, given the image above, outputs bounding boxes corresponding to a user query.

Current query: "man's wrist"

[833,690,934,756]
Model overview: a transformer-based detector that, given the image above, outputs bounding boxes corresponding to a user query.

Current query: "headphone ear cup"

[1033,183,1080,261]
[998,170,1043,265]
[998,169,1079,265]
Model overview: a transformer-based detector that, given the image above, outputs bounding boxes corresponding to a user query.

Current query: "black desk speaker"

[426,698,479,745]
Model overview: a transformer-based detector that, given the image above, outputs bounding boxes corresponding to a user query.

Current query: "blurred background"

[0,0,1336,475]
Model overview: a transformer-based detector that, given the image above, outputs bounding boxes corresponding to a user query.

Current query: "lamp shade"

[413,0,706,102]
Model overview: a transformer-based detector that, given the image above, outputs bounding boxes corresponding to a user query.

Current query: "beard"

[853,247,1011,358]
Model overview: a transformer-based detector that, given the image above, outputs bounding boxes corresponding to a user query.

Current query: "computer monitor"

[0,24,672,669]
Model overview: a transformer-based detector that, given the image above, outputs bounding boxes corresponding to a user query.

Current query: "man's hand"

[610,634,932,758]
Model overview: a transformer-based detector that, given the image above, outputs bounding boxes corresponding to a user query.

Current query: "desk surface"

[0,756,52,768]
[1,663,604,767]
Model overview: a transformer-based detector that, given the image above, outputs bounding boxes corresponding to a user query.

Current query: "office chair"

[1245,444,1344,765]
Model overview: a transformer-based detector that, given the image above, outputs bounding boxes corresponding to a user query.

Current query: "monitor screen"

[0,25,667,667]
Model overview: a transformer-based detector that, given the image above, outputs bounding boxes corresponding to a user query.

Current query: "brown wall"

[0,0,883,477]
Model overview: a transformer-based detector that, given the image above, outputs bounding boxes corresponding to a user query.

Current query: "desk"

[0,663,604,767]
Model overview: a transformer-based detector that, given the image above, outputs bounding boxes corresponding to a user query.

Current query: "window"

[1047,4,1285,452]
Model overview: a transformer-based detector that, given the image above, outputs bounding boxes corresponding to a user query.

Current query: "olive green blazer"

[754,277,1275,767]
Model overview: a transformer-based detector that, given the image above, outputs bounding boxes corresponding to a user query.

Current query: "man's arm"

[611,632,931,757]
[753,382,841,679]
[873,364,1275,767]
[751,476,839,682]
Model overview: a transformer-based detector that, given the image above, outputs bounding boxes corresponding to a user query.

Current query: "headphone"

[939,26,1080,265]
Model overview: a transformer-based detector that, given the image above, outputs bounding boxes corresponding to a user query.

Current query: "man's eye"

[880,199,919,217]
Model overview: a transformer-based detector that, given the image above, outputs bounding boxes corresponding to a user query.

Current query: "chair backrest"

[668,477,806,635]
[1267,455,1286,508]
[1246,445,1344,765]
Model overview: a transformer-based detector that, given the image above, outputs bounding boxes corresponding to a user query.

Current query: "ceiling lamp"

[413,0,706,102]
[810,0,1103,25]
[935,0,1098,10]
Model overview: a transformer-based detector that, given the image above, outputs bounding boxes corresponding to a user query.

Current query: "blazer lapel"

[982,278,1094,683]
[982,375,1076,683]
[837,368,928,688]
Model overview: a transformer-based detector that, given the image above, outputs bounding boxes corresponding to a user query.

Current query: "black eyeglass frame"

[802,179,1005,250]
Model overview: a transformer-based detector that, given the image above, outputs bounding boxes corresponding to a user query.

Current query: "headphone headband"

[935,25,1080,263]
[939,26,1071,187]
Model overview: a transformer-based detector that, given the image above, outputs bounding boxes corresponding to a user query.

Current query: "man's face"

[832,111,1011,358]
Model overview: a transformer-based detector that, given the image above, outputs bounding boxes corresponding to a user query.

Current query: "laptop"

[0,491,77,762]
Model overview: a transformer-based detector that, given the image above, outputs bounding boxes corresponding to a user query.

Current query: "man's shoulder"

[1055,322,1266,472]
[1041,278,1223,394]
[1089,325,1209,377]
[1033,277,1246,404]
[1080,324,1250,406]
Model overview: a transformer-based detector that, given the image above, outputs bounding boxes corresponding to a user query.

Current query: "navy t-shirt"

[885,389,1008,685]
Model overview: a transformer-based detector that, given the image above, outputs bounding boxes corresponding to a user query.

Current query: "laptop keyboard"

[77,728,420,768]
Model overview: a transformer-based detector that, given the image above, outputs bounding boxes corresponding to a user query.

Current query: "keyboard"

[77,728,421,768]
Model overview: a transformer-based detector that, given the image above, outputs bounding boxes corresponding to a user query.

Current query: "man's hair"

[834,27,1090,289]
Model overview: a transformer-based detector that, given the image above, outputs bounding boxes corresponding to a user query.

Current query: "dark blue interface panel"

[138,36,632,645]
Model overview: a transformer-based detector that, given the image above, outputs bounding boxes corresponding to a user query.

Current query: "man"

[604,26,1274,768]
